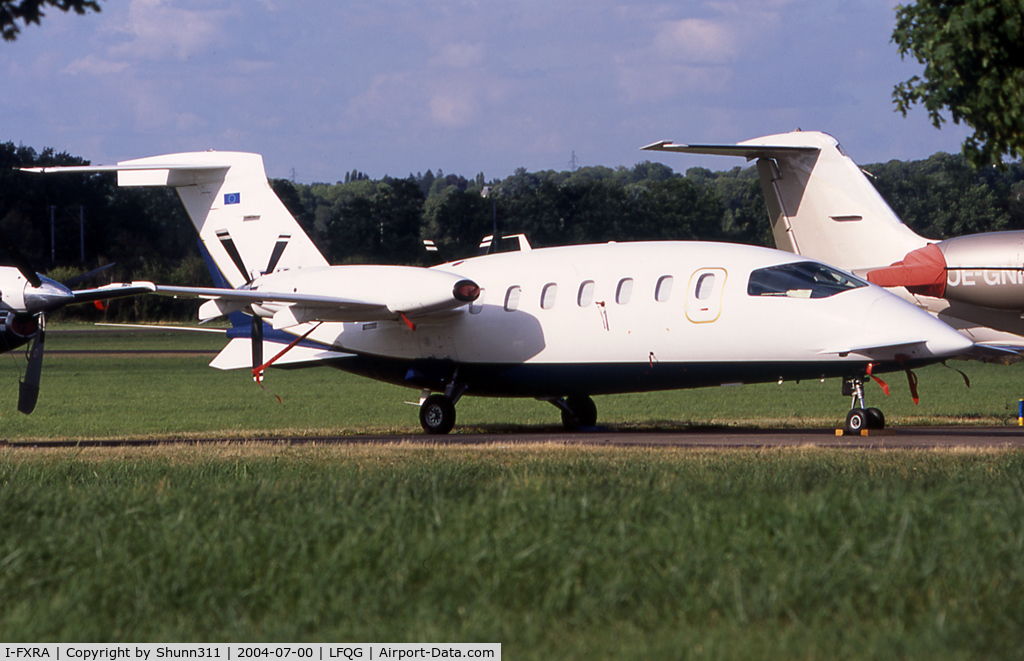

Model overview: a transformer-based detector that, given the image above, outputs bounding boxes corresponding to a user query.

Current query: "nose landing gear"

[418,374,468,434]
[419,393,457,434]
[842,377,886,435]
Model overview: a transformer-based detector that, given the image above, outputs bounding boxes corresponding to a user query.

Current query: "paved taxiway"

[4,427,1023,449]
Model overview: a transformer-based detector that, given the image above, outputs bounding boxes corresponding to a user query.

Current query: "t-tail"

[26,152,329,288]
[643,131,929,272]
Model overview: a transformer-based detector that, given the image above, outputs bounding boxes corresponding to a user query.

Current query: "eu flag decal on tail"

[225,192,241,205]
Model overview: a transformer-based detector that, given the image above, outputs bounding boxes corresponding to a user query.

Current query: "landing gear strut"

[842,377,885,434]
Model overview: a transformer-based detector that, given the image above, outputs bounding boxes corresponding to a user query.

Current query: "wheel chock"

[835,428,896,437]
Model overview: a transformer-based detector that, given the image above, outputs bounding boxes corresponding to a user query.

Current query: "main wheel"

[845,408,867,434]
[865,407,885,430]
[419,394,456,434]
[561,395,598,429]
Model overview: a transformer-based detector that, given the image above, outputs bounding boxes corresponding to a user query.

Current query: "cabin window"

[469,288,485,314]
[541,283,558,310]
[616,278,633,305]
[577,280,595,307]
[504,286,521,311]
[695,273,715,300]
[655,275,673,302]
[747,262,867,299]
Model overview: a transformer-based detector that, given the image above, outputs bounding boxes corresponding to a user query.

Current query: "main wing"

[154,265,480,330]
[154,284,389,322]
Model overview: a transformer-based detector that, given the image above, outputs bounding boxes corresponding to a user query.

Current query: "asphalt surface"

[4,426,1023,449]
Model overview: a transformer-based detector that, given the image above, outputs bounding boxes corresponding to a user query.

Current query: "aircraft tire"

[845,408,867,434]
[420,394,456,434]
[561,395,598,429]
[865,407,885,430]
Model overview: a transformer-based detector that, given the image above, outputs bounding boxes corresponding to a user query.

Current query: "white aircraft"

[0,252,153,413]
[643,130,1024,358]
[26,151,973,433]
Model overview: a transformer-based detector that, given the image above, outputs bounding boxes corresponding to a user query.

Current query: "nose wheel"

[418,375,467,434]
[842,377,886,434]
[419,394,456,434]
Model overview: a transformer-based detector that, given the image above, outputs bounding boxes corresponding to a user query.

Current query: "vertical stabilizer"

[112,151,329,288]
[643,131,928,271]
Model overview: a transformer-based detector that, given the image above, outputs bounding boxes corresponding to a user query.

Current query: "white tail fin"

[108,151,328,288]
[644,131,929,271]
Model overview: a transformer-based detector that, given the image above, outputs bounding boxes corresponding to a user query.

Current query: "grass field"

[1,444,1022,659]
[0,324,1023,440]
[2,325,1024,656]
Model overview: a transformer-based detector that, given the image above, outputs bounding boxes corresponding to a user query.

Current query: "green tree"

[892,0,1024,166]
[323,178,424,264]
[1,0,101,41]
[422,189,492,259]
[634,178,725,242]
[867,152,1009,238]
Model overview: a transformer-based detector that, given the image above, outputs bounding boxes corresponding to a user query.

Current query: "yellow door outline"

[686,268,727,323]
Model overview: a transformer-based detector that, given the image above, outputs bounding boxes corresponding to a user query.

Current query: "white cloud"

[62,53,129,76]
[653,19,738,64]
[431,42,485,69]
[109,0,231,61]
[429,87,480,126]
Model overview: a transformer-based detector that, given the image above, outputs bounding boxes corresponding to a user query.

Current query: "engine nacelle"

[867,231,1024,310]
[939,231,1024,309]
[1,311,38,344]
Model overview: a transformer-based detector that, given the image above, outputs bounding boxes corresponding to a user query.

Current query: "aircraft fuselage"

[263,241,972,397]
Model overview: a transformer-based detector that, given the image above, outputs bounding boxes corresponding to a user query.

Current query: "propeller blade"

[18,315,45,414]
[63,263,115,289]
[251,314,264,382]
[0,225,42,288]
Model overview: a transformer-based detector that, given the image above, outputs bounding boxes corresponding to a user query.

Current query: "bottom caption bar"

[2,645,500,661]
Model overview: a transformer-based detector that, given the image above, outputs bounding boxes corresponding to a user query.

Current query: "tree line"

[2,140,1023,321]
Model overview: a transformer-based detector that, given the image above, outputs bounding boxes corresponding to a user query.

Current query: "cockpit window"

[747,262,867,299]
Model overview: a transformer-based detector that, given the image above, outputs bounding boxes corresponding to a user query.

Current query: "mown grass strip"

[1,444,1022,659]
[0,350,1022,441]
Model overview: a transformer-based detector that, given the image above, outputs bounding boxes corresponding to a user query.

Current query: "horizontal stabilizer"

[22,162,230,187]
[641,140,818,160]
[210,337,345,370]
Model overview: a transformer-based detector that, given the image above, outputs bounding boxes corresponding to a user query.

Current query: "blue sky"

[2,0,973,183]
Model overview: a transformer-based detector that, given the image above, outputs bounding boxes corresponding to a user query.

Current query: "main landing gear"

[842,376,885,434]
[547,395,598,430]
[417,388,600,434]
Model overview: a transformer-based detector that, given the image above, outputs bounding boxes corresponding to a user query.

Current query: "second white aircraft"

[27,152,973,433]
